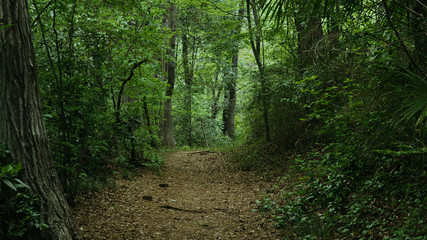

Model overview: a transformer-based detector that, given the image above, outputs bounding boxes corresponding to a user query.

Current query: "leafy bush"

[0,145,47,239]
[264,143,426,239]
[141,150,165,173]
[257,67,427,239]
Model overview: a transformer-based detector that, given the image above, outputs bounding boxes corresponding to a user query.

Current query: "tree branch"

[31,0,54,28]
[116,59,148,119]
[382,0,423,74]
[203,0,246,18]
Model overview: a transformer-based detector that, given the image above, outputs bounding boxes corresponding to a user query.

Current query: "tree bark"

[223,52,238,138]
[161,1,177,148]
[293,3,323,70]
[0,0,79,239]
[182,32,193,146]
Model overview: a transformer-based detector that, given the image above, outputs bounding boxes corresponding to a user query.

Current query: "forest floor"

[73,151,282,239]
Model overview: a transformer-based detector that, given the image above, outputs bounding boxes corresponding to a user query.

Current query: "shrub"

[0,145,47,239]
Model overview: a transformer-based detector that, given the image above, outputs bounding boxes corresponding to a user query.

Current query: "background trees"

[27,0,246,204]
[31,0,168,200]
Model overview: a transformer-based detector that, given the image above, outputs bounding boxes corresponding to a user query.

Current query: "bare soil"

[73,151,281,239]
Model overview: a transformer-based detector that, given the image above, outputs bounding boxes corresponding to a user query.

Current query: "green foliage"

[0,23,12,30]
[141,150,165,173]
[242,0,427,239]
[391,69,427,127]
[263,140,426,239]
[31,0,168,201]
[174,108,231,148]
[256,53,427,239]
[0,145,47,239]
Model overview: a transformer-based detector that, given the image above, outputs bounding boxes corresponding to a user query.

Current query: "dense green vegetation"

[0,145,47,239]
[1,0,425,238]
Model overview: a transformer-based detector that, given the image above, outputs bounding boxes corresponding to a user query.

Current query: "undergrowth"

[257,143,426,239]
[0,144,47,239]
[227,143,293,174]
[237,67,427,239]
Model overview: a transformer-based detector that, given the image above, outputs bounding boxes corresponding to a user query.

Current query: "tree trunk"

[412,1,427,75]
[222,5,243,139]
[182,32,193,146]
[226,53,238,138]
[222,82,230,135]
[211,70,222,119]
[223,53,238,138]
[246,0,271,143]
[294,5,323,70]
[0,0,79,239]
[161,1,177,148]
[143,97,156,147]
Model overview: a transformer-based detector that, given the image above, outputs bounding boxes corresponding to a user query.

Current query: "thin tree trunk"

[226,53,238,138]
[143,97,156,147]
[246,0,271,143]
[222,82,230,134]
[410,0,426,75]
[182,32,193,146]
[114,60,146,165]
[211,70,223,119]
[0,0,79,239]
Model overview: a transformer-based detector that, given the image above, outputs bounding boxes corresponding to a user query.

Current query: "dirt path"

[73,151,281,239]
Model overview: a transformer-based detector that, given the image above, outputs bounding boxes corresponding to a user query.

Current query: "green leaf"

[14,178,30,189]
[3,179,17,191]
[15,162,22,172]
[0,23,13,30]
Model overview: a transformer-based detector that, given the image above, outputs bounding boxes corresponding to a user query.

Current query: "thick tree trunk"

[161,1,177,148]
[294,9,323,70]
[0,0,79,239]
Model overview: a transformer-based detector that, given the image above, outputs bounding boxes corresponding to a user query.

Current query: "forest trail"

[73,151,281,239]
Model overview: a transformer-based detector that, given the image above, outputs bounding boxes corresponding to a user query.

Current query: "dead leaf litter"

[73,151,281,239]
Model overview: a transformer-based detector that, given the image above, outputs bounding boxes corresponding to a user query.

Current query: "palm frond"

[394,69,427,127]
[259,0,290,27]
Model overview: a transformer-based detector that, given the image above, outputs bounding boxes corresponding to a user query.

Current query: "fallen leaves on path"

[73,151,281,239]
